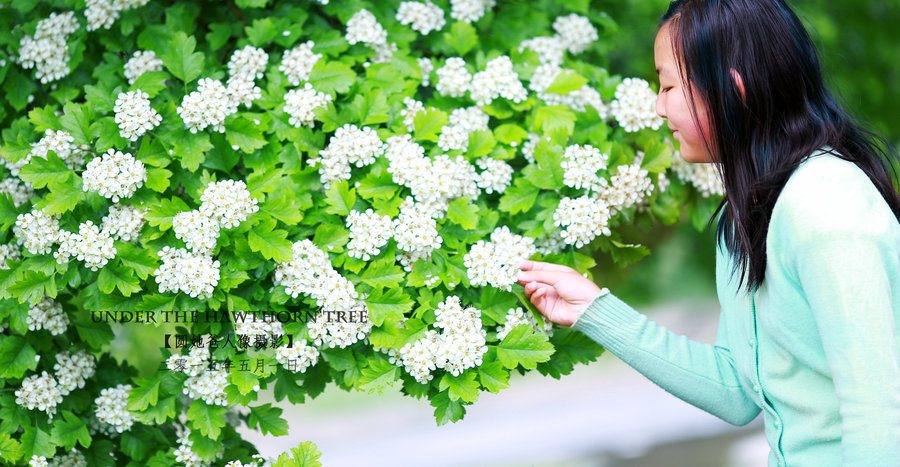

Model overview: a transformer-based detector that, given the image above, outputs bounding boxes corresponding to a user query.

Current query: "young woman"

[515,0,900,465]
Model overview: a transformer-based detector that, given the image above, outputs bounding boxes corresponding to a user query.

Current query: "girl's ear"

[730,68,746,102]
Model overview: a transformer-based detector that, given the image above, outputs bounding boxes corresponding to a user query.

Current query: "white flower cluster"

[184,366,229,406]
[55,221,117,271]
[124,50,163,85]
[0,243,22,269]
[94,384,136,433]
[82,149,147,202]
[17,11,78,83]
[5,129,87,177]
[475,156,513,194]
[85,0,149,31]
[54,350,96,395]
[113,90,162,141]
[0,178,34,207]
[154,246,221,299]
[166,345,211,377]
[175,428,223,467]
[396,1,446,35]
[435,57,471,98]
[521,132,541,164]
[438,106,490,151]
[554,195,612,247]
[561,143,609,191]
[464,226,536,291]
[233,314,284,341]
[47,450,88,467]
[273,239,373,348]
[417,57,434,86]
[15,371,63,418]
[534,230,566,256]
[528,64,607,115]
[346,209,393,261]
[100,203,146,243]
[199,179,260,229]
[393,296,488,383]
[392,197,444,270]
[275,339,320,373]
[280,41,322,86]
[177,78,235,133]
[552,14,598,54]
[346,9,395,65]
[310,124,385,187]
[497,307,553,340]
[173,210,220,253]
[14,209,61,255]
[29,455,48,467]
[284,83,333,128]
[227,45,268,81]
[223,456,266,467]
[519,36,566,66]
[470,55,528,106]
[400,97,426,132]
[601,164,654,213]
[449,0,495,23]
[611,77,664,132]
[26,297,69,335]
[671,150,725,197]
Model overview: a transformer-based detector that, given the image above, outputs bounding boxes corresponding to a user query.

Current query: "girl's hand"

[515,259,607,327]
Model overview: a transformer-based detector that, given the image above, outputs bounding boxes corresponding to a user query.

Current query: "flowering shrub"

[0,0,724,465]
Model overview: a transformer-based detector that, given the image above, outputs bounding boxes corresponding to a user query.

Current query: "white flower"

[114,90,162,141]
[184,367,229,406]
[469,55,527,106]
[346,209,393,261]
[346,9,388,46]
[17,12,78,83]
[521,132,540,164]
[552,14,598,54]
[47,449,87,467]
[30,455,49,467]
[54,350,96,396]
[199,179,259,229]
[100,203,146,243]
[601,164,654,213]
[124,50,163,85]
[519,36,566,66]
[226,76,262,109]
[227,45,268,81]
[82,149,147,202]
[0,177,34,207]
[392,197,443,269]
[448,106,490,133]
[553,195,612,248]
[611,77,664,132]
[396,1,446,35]
[435,57,471,98]
[497,307,553,340]
[166,346,210,377]
[449,0,495,23]
[14,209,61,255]
[475,156,513,194]
[464,226,536,291]
[173,210,220,253]
[561,144,609,191]
[280,41,322,86]
[275,339,320,373]
[529,63,607,115]
[154,247,220,299]
[310,124,385,187]
[0,243,22,269]
[85,0,149,31]
[400,97,426,132]
[54,221,117,271]
[417,57,434,86]
[26,297,70,335]
[94,384,136,433]
[670,149,725,197]
[5,129,88,176]
[15,371,63,418]
[284,83,333,128]
[437,124,469,152]
[177,78,236,133]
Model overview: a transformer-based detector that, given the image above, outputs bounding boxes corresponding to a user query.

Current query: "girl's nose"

[656,93,667,120]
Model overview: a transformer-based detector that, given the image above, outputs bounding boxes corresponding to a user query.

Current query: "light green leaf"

[498,178,540,214]
[430,390,466,426]
[18,151,72,189]
[9,270,51,305]
[19,425,53,460]
[248,219,292,261]
[226,118,268,153]
[323,180,356,216]
[308,61,356,95]
[97,265,142,296]
[248,403,289,436]
[0,336,38,379]
[439,371,479,403]
[493,124,528,145]
[477,360,510,393]
[357,355,400,394]
[146,167,173,192]
[187,400,227,438]
[289,441,323,467]
[534,105,576,136]
[446,196,479,229]
[129,71,171,97]
[35,176,85,214]
[414,109,448,142]
[0,433,23,464]
[497,324,555,370]
[173,131,213,171]
[246,17,278,46]
[359,257,405,289]
[349,92,390,125]
[128,374,163,411]
[365,288,415,327]
[544,70,589,94]
[145,197,191,230]
[260,192,304,225]
[28,105,61,132]
[466,130,495,158]
[159,32,205,83]
[50,410,91,451]
[443,21,478,55]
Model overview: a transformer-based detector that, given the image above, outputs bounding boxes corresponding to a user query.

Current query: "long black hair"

[661,0,900,294]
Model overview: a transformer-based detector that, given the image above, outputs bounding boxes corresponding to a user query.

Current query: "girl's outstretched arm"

[517,260,762,426]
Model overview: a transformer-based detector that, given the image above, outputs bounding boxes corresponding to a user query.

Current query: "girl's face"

[654,22,715,163]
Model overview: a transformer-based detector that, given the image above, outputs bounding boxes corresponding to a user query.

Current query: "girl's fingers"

[520,260,574,273]
[516,269,570,286]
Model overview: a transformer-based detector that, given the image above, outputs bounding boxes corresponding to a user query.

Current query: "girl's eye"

[662,87,673,93]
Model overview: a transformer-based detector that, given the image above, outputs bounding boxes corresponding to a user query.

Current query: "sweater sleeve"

[793,231,900,465]
[571,293,761,425]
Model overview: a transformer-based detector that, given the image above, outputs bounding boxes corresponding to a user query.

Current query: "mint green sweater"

[572,150,900,466]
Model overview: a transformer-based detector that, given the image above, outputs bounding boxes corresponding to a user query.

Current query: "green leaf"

[0,195,20,231]
[9,270,51,305]
[28,105,61,132]
[248,219,292,261]
[323,180,356,216]
[498,178,540,214]
[248,403,289,436]
[97,265,142,296]
[172,131,213,171]
[494,124,528,145]
[59,102,95,145]
[531,140,565,188]
[364,288,415,327]
[446,196,479,229]
[356,171,398,202]
[289,441,323,467]
[0,336,38,379]
[609,241,651,266]
[466,130,496,158]
[19,425,53,460]
[349,92,390,125]
[534,105,576,136]
[159,32,205,84]
[260,193,304,225]
[0,432,23,464]
[130,71,171,97]
[431,390,466,426]
[226,118,268,153]
[145,197,191,230]
[414,109,448,142]
[439,371,480,403]
[187,431,220,461]
[90,116,128,151]
[35,176,85,214]
[477,360,510,393]
[134,395,176,425]
[128,374,162,412]
[187,400,227,438]
[3,68,37,112]
[443,21,478,55]
[496,324,555,370]
[246,17,278,46]
[18,151,72,189]
[308,61,356,95]
[544,70,589,94]
[237,0,268,7]
[85,84,118,112]
[359,257,405,289]
[50,410,91,451]
[146,167,173,192]
[641,141,674,174]
[357,355,400,394]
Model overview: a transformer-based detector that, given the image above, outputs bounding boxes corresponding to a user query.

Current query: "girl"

[515,0,900,465]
